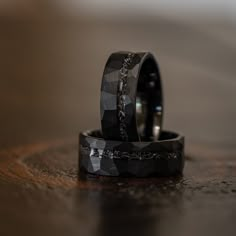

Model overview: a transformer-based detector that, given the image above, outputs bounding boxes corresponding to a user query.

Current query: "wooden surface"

[0,14,236,236]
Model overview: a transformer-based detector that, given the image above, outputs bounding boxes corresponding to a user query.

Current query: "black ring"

[100,52,163,142]
[79,130,184,177]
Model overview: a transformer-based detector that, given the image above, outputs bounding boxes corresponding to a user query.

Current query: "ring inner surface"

[136,58,162,141]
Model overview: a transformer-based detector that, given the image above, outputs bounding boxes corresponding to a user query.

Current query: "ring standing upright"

[100,52,163,142]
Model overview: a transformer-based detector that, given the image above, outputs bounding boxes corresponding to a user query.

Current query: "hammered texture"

[79,130,184,177]
[100,52,157,141]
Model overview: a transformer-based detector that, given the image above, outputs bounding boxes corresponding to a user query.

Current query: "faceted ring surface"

[79,130,184,177]
[100,52,163,142]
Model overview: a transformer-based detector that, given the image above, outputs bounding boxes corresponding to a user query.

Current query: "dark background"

[0,2,236,151]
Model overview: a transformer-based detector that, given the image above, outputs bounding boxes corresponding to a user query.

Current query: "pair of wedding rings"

[79,52,185,177]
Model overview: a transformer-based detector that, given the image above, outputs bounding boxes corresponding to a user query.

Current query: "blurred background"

[0,0,236,152]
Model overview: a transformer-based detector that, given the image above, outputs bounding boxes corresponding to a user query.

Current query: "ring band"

[79,130,184,177]
[100,52,163,142]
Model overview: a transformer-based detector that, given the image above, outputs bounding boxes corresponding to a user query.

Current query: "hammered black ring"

[79,130,184,177]
[100,52,163,142]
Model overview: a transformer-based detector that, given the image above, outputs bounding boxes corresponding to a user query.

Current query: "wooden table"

[0,14,235,236]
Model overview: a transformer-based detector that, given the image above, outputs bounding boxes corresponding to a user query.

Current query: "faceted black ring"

[79,130,184,177]
[100,52,163,142]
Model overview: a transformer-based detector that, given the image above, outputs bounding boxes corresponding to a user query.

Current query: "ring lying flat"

[100,52,163,142]
[79,130,184,177]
